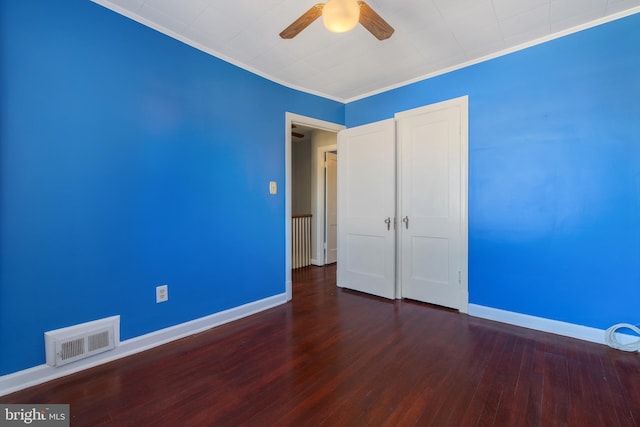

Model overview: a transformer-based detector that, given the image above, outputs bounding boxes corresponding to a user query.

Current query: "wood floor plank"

[2,264,640,426]
[605,350,640,426]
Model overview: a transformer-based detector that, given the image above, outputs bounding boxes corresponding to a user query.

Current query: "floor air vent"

[45,316,120,367]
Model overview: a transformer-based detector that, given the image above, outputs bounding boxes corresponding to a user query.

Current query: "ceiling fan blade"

[292,132,305,138]
[280,4,324,39]
[358,1,394,40]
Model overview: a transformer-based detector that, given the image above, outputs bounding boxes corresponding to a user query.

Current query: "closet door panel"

[397,97,468,310]
[337,119,396,299]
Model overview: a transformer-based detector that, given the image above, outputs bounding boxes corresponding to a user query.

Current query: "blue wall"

[2,0,638,379]
[0,0,343,375]
[347,13,640,330]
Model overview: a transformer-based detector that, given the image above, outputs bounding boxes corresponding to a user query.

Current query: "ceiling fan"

[291,125,305,139]
[280,0,394,41]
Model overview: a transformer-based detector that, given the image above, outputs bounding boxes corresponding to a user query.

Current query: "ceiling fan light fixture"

[322,0,360,33]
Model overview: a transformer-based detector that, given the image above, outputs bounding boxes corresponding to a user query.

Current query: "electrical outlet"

[156,285,168,303]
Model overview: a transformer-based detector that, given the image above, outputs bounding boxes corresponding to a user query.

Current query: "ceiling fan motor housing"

[322,0,361,33]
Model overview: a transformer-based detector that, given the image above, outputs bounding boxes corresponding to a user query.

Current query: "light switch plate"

[269,181,277,195]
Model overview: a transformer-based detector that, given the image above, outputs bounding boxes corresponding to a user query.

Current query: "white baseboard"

[286,280,293,302]
[0,293,287,397]
[310,259,323,266]
[469,304,611,345]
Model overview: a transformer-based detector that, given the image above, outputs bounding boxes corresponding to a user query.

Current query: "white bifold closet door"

[337,119,396,299]
[337,96,468,311]
[396,98,468,311]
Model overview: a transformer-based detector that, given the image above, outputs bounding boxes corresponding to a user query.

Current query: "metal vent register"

[45,316,120,367]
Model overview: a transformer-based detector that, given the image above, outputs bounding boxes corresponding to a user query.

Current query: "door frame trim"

[285,113,344,301]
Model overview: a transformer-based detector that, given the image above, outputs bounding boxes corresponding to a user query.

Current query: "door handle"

[402,216,409,229]
[384,217,391,230]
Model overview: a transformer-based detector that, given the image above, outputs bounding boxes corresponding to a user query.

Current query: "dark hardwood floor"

[3,264,639,426]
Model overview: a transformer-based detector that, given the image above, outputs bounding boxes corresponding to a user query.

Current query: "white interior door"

[325,151,338,264]
[337,119,396,299]
[397,97,468,311]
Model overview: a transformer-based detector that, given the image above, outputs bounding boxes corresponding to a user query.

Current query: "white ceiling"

[93,0,640,102]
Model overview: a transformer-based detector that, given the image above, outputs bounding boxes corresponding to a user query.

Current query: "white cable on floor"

[605,323,640,352]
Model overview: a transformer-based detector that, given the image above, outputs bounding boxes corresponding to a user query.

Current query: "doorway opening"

[285,113,344,301]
